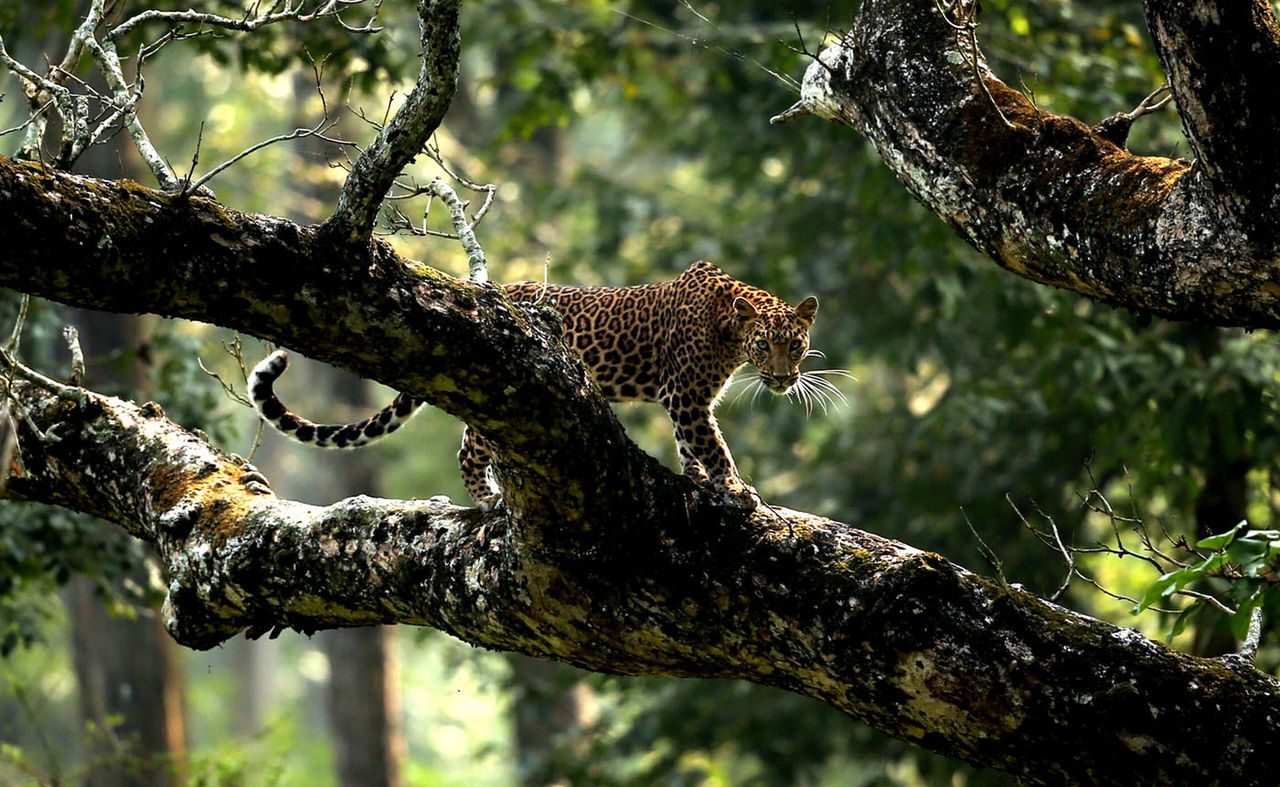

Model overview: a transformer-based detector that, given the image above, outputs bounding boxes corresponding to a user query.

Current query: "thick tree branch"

[0,154,664,527]
[3,359,1280,784]
[324,0,460,244]
[785,0,1280,329]
[1143,0,1280,245]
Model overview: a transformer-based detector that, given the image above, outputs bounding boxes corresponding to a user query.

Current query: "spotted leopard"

[249,261,820,510]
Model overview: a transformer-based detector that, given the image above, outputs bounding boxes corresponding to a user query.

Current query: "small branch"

[80,24,179,189]
[961,506,1006,586]
[1175,589,1236,618]
[183,111,350,196]
[422,178,486,282]
[324,0,460,244]
[769,100,811,125]
[63,326,85,386]
[0,36,79,162]
[1239,606,1265,662]
[1093,84,1172,148]
[106,0,379,44]
[7,294,29,355]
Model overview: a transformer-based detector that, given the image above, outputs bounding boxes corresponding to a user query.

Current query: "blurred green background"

[2,1,1278,784]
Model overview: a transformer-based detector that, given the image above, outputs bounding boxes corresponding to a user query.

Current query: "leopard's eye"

[789,338,804,353]
[753,339,769,354]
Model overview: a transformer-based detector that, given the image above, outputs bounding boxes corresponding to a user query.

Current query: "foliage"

[1137,522,1280,641]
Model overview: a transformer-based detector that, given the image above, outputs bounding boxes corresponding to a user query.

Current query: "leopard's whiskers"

[784,366,854,416]
[727,372,766,408]
[800,371,850,407]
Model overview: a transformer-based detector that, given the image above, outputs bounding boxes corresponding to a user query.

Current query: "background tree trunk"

[323,627,403,787]
[66,310,186,786]
[508,654,593,787]
[269,362,405,786]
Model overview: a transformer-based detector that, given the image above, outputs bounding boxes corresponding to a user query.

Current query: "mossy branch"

[786,0,1280,328]
[2,352,1280,783]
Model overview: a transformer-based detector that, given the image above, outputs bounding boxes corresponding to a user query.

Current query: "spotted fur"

[249,261,818,511]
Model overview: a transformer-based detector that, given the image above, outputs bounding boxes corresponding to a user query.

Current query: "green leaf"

[1229,596,1262,641]
[1134,570,1184,613]
[1168,601,1203,640]
[1196,520,1248,551]
[1226,538,1270,572]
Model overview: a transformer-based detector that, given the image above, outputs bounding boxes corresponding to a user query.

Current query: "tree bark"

[2,336,1279,784]
[780,0,1280,328]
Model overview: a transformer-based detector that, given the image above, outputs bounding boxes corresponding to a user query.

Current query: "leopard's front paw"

[682,463,712,487]
[474,494,505,513]
[716,479,760,512]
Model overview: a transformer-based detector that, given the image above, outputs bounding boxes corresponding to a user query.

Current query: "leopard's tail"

[248,350,422,448]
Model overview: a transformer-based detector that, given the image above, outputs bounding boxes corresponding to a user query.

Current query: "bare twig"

[1095,84,1173,147]
[107,0,380,44]
[7,295,29,355]
[1174,589,1235,617]
[612,7,801,90]
[962,507,1006,586]
[932,0,1014,129]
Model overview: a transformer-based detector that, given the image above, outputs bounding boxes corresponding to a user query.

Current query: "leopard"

[249,261,822,511]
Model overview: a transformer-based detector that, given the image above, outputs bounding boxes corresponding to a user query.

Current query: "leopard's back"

[503,279,673,402]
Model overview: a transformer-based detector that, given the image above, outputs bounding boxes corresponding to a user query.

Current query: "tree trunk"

[508,654,592,787]
[779,0,1280,328]
[311,365,405,787]
[66,577,186,786]
[323,627,403,787]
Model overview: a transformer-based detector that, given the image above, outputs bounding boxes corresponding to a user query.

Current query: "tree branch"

[1143,0,1280,245]
[3,351,1279,783]
[0,154,662,526]
[324,0,460,244]
[783,0,1280,329]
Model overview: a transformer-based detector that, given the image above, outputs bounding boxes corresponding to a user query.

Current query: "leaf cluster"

[1138,522,1280,641]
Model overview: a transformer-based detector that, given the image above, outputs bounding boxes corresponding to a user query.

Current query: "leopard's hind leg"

[459,427,502,510]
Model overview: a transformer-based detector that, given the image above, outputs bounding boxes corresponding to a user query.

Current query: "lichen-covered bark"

[5,1,1280,773]
[5,365,1280,784]
[790,0,1280,328]
[1143,0,1280,246]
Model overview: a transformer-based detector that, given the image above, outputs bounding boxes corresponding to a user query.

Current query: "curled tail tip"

[250,350,289,379]
[249,351,291,403]
[262,349,289,369]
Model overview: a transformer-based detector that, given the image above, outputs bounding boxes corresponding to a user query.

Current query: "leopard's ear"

[796,296,819,324]
[733,296,759,322]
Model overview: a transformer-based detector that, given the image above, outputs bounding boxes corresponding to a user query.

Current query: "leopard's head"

[735,295,819,393]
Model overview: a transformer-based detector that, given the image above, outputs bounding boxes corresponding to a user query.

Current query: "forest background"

[2,0,1276,784]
